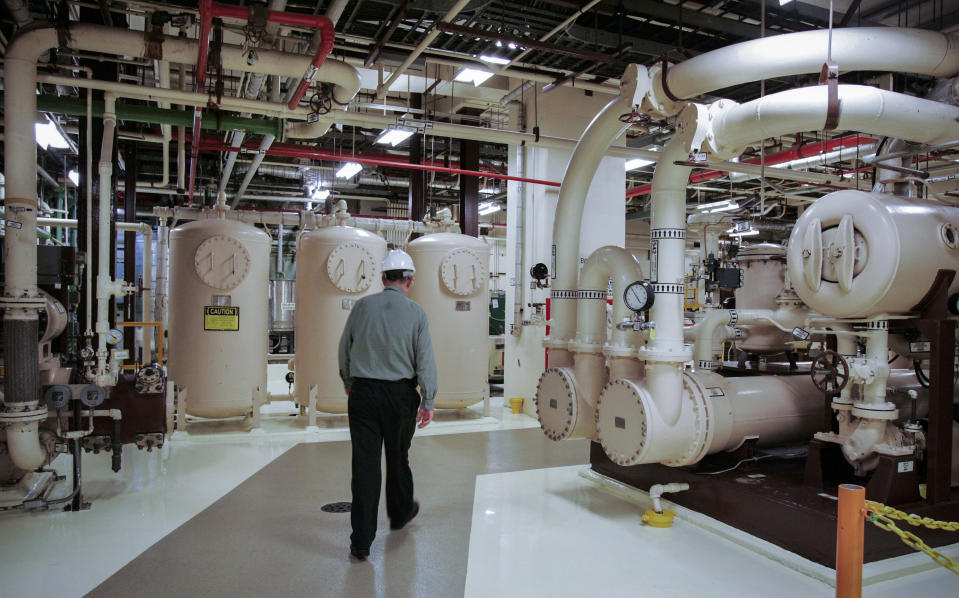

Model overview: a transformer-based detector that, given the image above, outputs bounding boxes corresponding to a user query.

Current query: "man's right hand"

[416,408,433,428]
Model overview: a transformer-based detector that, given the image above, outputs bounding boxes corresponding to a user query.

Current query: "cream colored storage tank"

[407,233,489,409]
[168,218,270,418]
[787,190,959,318]
[734,243,793,353]
[294,226,387,413]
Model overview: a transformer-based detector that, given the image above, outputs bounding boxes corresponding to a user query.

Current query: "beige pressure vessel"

[294,226,387,413]
[407,233,489,408]
[787,190,959,318]
[168,218,270,418]
[734,243,792,353]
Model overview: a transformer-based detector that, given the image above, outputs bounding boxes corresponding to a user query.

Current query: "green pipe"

[27,93,284,138]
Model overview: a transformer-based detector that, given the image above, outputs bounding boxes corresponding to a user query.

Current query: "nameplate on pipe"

[204,306,240,331]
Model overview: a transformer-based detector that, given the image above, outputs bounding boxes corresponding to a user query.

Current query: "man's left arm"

[337,309,356,394]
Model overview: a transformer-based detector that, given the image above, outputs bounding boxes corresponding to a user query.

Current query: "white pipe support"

[548,65,650,359]
[704,85,959,159]
[648,28,959,117]
[649,482,689,514]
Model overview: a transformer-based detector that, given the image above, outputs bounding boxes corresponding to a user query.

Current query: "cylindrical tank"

[269,279,296,331]
[734,243,792,353]
[407,233,489,409]
[294,226,387,413]
[787,190,959,318]
[168,218,270,418]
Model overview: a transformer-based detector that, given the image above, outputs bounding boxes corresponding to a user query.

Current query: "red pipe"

[198,140,562,188]
[625,134,874,198]
[208,2,336,111]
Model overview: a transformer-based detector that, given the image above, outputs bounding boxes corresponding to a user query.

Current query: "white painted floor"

[0,395,537,598]
[464,466,959,598]
[3,390,957,598]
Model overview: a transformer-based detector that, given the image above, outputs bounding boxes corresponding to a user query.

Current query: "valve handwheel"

[810,350,850,394]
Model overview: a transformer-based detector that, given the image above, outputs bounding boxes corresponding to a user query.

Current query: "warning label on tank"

[204,306,239,331]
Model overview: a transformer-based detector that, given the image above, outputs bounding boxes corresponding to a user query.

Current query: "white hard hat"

[382,249,415,273]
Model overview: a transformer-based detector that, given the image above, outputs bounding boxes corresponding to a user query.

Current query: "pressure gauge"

[106,329,123,346]
[623,281,655,313]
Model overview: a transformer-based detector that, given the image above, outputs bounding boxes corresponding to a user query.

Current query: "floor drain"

[321,501,352,513]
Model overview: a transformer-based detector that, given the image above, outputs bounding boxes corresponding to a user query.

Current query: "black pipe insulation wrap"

[2,317,40,405]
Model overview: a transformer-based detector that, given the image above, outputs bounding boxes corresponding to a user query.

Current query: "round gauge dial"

[441,248,487,296]
[623,281,655,313]
[106,329,123,346]
[327,242,376,293]
[194,236,251,291]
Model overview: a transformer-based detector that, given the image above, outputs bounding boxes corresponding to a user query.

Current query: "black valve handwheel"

[810,350,850,394]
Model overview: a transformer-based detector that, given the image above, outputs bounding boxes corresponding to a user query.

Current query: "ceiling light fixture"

[454,68,494,87]
[375,125,415,147]
[335,162,362,179]
[695,199,739,212]
[479,202,501,216]
[67,170,79,186]
[35,118,70,151]
[479,54,510,65]
[312,187,330,201]
[625,158,655,171]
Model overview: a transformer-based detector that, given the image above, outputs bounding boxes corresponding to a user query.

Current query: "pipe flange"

[0,295,48,312]
[603,344,636,358]
[569,340,603,354]
[851,402,899,421]
[534,367,579,442]
[661,373,713,467]
[637,344,693,363]
[0,405,49,424]
[596,378,648,466]
[542,337,570,350]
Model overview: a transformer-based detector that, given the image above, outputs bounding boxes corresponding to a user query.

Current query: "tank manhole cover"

[321,501,352,513]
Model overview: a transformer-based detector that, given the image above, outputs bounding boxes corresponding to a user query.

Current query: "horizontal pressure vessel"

[787,190,959,318]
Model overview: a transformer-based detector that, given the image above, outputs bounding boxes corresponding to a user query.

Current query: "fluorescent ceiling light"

[479,202,500,216]
[375,126,415,147]
[312,188,330,201]
[479,186,498,195]
[695,198,738,212]
[479,54,510,65]
[625,158,655,171]
[67,170,79,186]
[454,68,493,86]
[335,162,362,179]
[35,119,70,150]
[779,0,793,4]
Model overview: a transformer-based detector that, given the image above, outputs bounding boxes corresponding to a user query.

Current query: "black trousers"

[348,378,419,550]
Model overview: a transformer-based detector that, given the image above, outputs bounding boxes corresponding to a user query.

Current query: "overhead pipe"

[230,134,277,208]
[625,134,875,198]
[374,0,472,99]
[649,28,959,116]
[199,139,561,188]
[2,0,32,28]
[149,59,173,189]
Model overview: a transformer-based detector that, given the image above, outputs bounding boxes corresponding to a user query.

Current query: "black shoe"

[349,544,369,561]
[390,501,420,530]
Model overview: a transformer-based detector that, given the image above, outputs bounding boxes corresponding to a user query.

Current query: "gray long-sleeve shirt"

[337,285,438,410]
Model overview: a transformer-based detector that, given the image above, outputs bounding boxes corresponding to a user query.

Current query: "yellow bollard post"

[836,483,865,598]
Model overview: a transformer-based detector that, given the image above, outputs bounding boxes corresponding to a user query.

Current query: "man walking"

[337,249,437,561]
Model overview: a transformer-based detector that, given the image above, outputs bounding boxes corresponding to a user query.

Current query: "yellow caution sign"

[204,306,240,331]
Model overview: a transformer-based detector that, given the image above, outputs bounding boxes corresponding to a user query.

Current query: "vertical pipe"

[835,483,865,598]
[177,63,187,193]
[123,143,138,355]
[230,134,275,207]
[155,218,169,330]
[459,137,479,237]
[95,95,118,384]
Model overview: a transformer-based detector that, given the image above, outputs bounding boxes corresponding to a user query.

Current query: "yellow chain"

[863,501,959,576]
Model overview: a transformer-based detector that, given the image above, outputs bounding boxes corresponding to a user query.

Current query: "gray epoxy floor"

[85,429,587,598]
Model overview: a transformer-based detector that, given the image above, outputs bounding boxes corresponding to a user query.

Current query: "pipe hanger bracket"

[820,60,840,132]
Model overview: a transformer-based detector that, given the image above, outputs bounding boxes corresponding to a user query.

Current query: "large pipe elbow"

[5,422,46,471]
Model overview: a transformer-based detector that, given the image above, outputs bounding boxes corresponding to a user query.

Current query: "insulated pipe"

[155,218,169,329]
[547,65,648,368]
[570,247,645,439]
[149,60,172,189]
[692,307,810,369]
[2,20,45,470]
[641,103,705,427]
[707,85,959,158]
[95,95,124,385]
[374,0,472,99]
[652,28,959,115]
[230,134,276,208]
